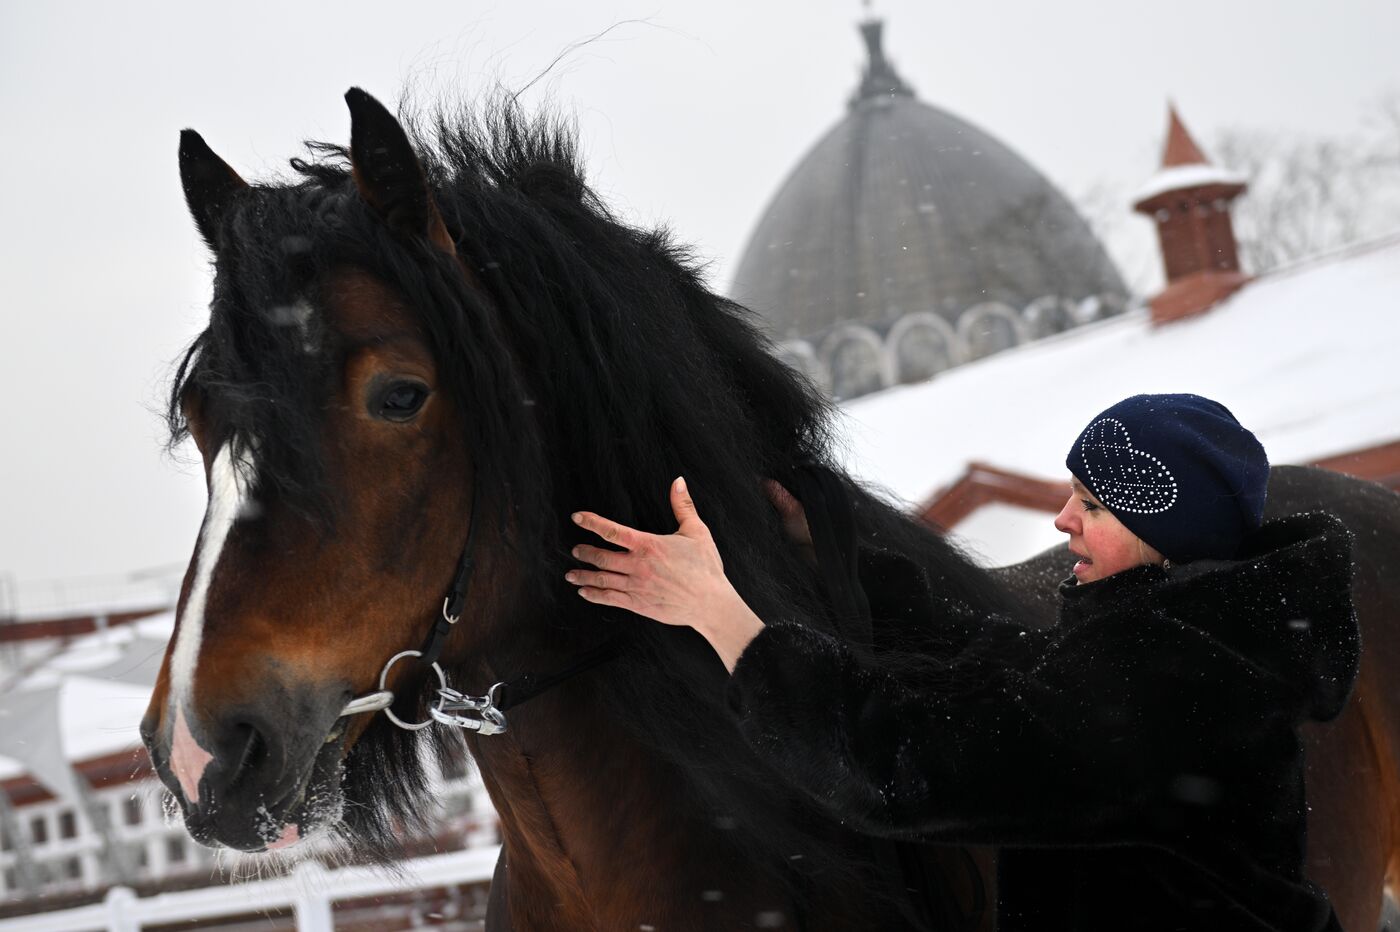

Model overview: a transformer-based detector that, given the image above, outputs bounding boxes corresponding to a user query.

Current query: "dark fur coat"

[726,512,1359,931]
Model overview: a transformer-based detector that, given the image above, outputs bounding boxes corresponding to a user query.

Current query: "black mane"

[168,96,1023,886]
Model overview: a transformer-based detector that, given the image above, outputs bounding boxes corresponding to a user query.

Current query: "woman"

[566,394,1359,932]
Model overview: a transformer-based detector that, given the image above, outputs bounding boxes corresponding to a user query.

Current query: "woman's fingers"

[565,568,631,591]
[577,585,638,611]
[762,479,812,547]
[572,543,626,571]
[761,478,799,518]
[567,482,724,630]
[572,510,647,550]
[670,476,708,537]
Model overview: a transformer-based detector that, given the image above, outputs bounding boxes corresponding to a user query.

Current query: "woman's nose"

[1053,498,1077,535]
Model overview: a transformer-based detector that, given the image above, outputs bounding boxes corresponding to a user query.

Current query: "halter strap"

[491,636,625,712]
[417,480,480,667]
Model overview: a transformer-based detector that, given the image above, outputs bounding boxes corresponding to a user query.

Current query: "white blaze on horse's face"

[168,442,257,802]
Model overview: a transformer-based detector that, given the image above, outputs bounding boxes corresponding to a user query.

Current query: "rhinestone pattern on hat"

[1080,417,1178,515]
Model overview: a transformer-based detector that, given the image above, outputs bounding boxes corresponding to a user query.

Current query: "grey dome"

[730,21,1127,352]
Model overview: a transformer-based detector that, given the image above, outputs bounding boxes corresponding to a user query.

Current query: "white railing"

[0,845,500,932]
[2,567,182,621]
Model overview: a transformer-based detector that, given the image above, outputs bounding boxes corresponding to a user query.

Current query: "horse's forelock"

[167,185,360,524]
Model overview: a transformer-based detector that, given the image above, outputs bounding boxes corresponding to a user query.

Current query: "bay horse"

[140,88,1400,931]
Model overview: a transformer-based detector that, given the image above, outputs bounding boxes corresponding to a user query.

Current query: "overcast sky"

[2,0,1398,603]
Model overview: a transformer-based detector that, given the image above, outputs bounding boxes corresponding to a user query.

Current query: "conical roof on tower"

[1162,104,1210,167]
[1133,104,1246,207]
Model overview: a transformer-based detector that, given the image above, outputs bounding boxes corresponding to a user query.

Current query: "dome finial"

[851,15,914,107]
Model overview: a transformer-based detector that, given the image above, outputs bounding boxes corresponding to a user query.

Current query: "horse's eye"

[374,381,430,422]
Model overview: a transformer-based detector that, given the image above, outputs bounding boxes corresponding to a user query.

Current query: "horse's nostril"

[139,713,157,747]
[227,722,268,791]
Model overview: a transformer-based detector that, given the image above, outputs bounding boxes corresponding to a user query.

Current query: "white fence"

[1,567,182,621]
[0,845,500,932]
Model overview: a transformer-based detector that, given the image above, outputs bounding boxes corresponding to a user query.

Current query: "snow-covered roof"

[838,233,1400,510]
[1132,163,1248,204]
[0,613,171,784]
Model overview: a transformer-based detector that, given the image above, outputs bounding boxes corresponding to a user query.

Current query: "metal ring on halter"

[378,650,449,732]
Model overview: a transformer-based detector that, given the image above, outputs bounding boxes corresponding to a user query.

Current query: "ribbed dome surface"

[730,26,1126,342]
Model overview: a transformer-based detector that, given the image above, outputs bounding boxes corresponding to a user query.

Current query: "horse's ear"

[344,87,455,255]
[179,129,248,251]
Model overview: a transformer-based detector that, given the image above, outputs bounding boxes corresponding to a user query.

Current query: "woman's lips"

[1073,558,1093,576]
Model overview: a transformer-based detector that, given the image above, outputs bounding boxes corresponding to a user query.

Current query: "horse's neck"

[467,674,626,930]
[466,675,667,927]
[464,665,811,931]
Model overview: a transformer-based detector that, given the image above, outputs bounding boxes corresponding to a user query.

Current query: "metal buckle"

[442,596,461,625]
[430,682,508,735]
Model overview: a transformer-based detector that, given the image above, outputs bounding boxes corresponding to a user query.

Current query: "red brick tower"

[1133,105,1250,324]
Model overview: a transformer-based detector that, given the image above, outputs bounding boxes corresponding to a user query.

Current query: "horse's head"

[141,90,525,853]
[142,84,879,900]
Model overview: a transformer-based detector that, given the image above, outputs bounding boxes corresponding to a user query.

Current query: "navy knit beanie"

[1065,394,1269,562]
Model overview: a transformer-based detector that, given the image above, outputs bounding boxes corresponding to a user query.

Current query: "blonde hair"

[1136,537,1166,567]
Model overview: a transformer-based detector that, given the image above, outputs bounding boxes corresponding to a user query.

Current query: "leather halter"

[337,480,623,734]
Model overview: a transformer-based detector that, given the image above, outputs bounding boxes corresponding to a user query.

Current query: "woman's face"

[1053,476,1164,584]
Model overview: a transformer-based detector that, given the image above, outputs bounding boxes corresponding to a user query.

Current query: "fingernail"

[676,476,687,493]
[571,545,582,558]
[571,512,583,524]
[565,571,578,583]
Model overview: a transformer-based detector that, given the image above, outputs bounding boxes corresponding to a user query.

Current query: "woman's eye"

[374,382,429,422]
[1081,499,1099,512]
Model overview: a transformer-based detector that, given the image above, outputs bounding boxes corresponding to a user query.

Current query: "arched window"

[886,313,962,384]
[774,340,829,392]
[1022,296,1075,339]
[819,326,890,401]
[1074,292,1129,325]
[956,302,1027,361]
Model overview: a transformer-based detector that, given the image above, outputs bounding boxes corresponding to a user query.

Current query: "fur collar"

[1059,511,1358,722]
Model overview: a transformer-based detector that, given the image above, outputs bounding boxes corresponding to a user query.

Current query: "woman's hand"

[762,479,814,563]
[567,477,764,672]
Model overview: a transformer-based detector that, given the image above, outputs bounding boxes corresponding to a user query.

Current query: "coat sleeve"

[726,620,1203,846]
[857,547,1042,665]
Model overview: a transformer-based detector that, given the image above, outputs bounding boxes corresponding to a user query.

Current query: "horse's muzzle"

[140,688,349,852]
